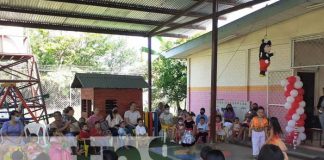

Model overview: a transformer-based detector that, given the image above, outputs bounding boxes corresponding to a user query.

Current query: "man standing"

[196,108,208,125]
[317,88,324,148]
[124,102,141,133]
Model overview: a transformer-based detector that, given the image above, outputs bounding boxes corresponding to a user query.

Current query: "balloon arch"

[281,76,307,148]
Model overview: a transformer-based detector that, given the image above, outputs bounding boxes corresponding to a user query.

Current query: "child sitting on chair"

[78,123,90,140]
[135,118,147,136]
[118,121,130,148]
[196,117,209,143]
[232,117,241,141]
[159,105,174,140]
[215,115,225,142]
[181,112,196,146]
[90,121,104,137]
[23,133,43,160]
[135,118,147,147]
[173,117,185,143]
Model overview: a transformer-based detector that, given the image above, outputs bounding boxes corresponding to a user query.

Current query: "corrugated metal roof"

[71,73,148,89]
[0,0,253,38]
[164,0,324,58]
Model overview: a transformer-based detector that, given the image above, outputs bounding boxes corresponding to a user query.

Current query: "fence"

[267,70,292,132]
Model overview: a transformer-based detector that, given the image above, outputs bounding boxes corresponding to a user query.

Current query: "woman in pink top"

[87,108,103,130]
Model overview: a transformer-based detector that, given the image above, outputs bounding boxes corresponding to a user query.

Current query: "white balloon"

[297,107,305,115]
[281,79,288,87]
[286,126,294,133]
[294,81,303,89]
[297,127,305,133]
[295,76,301,81]
[284,102,292,109]
[299,101,306,108]
[292,114,300,121]
[290,90,298,97]
[287,96,295,103]
[288,120,296,127]
[298,132,306,141]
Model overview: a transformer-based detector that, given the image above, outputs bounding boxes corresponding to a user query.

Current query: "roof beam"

[153,0,269,36]
[193,0,243,6]
[149,0,208,35]
[0,5,206,30]
[49,0,209,17]
[0,19,187,38]
[0,19,147,37]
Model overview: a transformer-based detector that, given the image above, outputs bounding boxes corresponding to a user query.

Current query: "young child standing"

[249,107,268,159]
[196,117,209,143]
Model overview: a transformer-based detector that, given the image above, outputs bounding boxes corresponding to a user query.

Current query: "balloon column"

[280,76,307,149]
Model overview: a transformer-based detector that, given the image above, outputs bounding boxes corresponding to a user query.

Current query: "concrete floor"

[149,142,303,160]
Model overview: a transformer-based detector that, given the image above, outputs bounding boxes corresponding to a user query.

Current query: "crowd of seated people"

[0,101,291,160]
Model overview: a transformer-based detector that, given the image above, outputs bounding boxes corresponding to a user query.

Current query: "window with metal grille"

[81,99,92,117]
[105,99,117,113]
[293,37,324,67]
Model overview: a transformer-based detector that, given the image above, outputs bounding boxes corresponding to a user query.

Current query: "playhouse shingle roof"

[71,73,148,89]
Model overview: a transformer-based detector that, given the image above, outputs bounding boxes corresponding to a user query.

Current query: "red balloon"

[296,119,305,126]
[295,96,303,103]
[297,88,304,95]
[284,91,290,97]
[286,84,294,92]
[287,76,297,84]
[300,114,307,120]
[285,115,291,121]
[291,102,299,110]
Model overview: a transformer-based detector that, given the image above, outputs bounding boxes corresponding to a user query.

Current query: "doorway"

[297,72,321,129]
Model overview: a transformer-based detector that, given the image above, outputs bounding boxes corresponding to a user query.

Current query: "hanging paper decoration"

[259,39,274,77]
[281,76,306,149]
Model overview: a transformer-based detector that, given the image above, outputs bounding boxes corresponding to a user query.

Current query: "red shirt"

[79,130,90,139]
[90,128,103,137]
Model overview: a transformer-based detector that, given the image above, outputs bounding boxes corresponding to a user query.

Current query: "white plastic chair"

[24,122,48,145]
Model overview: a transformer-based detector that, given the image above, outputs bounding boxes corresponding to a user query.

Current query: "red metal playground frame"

[0,54,49,123]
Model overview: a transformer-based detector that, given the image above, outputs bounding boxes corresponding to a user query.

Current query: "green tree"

[153,54,187,110]
[143,36,188,110]
[28,29,139,73]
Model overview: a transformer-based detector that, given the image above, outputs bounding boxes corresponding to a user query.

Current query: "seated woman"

[106,107,123,136]
[49,111,70,136]
[62,106,80,136]
[1,110,24,145]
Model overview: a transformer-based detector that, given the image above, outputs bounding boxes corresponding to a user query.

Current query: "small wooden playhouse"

[71,73,148,118]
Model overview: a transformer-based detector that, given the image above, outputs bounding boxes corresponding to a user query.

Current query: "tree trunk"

[176,100,181,113]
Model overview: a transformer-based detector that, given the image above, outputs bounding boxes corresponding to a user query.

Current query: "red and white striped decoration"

[281,76,307,148]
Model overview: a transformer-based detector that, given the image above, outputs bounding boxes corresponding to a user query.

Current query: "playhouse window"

[105,100,117,113]
[81,99,92,117]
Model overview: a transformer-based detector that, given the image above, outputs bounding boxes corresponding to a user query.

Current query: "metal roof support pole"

[210,0,219,143]
[148,36,152,112]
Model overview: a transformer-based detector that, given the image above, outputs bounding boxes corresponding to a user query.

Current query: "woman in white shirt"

[106,107,123,136]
